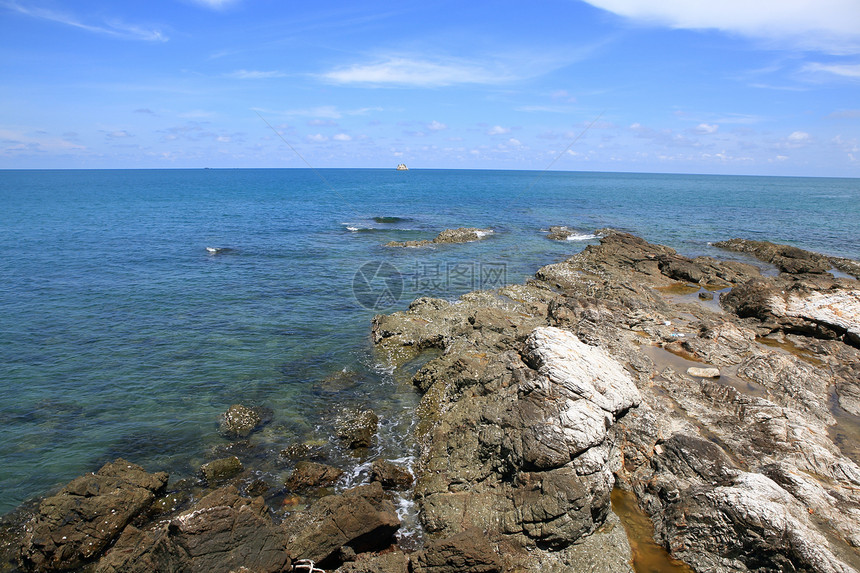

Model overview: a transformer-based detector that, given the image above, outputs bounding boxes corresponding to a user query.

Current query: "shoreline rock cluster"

[371,231,860,572]
[2,231,859,573]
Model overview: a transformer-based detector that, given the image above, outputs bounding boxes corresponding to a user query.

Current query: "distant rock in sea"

[385,227,493,248]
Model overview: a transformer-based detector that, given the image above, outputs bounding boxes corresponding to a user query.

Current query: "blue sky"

[1,0,859,176]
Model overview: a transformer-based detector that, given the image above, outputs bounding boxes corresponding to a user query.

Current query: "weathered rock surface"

[95,486,289,573]
[335,408,379,450]
[286,482,400,568]
[372,230,860,573]
[20,459,168,571]
[199,456,243,483]
[285,461,344,491]
[411,529,502,573]
[218,404,262,438]
[386,227,493,248]
[370,459,414,490]
[715,237,834,274]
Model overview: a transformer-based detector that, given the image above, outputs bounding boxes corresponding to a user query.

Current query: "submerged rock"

[199,456,244,484]
[218,404,262,438]
[335,408,379,450]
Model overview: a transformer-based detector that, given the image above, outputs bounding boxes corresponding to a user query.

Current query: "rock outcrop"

[386,227,493,248]
[20,459,168,571]
[95,486,289,573]
[286,482,400,568]
[372,230,860,573]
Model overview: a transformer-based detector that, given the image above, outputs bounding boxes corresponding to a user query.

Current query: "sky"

[1,0,859,176]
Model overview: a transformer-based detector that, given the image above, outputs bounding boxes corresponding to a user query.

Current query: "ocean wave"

[566,233,598,241]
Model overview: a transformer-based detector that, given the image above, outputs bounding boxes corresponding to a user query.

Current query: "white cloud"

[581,0,860,53]
[321,57,514,87]
[803,63,860,78]
[226,70,286,79]
[0,128,86,153]
[488,126,510,135]
[694,123,719,134]
[333,133,352,141]
[306,134,328,142]
[261,106,383,120]
[508,138,522,146]
[2,1,167,42]
[428,120,447,131]
[189,0,238,9]
[782,130,812,148]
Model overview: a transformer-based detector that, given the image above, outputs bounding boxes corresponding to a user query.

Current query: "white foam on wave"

[566,232,598,241]
[474,229,494,238]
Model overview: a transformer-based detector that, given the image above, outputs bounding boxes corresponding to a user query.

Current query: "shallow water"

[1,168,858,514]
[611,488,695,573]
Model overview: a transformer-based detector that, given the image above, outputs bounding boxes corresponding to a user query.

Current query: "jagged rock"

[714,238,833,274]
[286,482,400,568]
[20,459,168,572]
[661,472,857,573]
[412,529,502,573]
[335,408,379,449]
[95,486,289,573]
[285,461,344,491]
[218,404,262,438]
[519,327,641,464]
[370,459,414,490]
[199,456,243,483]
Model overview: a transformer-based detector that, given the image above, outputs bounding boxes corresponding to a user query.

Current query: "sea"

[1,168,858,516]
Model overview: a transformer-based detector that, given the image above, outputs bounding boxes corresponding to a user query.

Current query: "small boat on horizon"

[396,163,408,171]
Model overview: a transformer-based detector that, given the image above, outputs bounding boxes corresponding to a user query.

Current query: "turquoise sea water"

[1,168,858,514]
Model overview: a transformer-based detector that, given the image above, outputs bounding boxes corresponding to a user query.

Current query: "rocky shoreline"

[2,231,859,572]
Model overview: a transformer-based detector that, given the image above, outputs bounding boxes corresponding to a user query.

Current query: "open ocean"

[1,168,858,515]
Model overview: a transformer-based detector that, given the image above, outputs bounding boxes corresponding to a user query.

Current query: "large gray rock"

[20,459,168,572]
[520,327,641,464]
